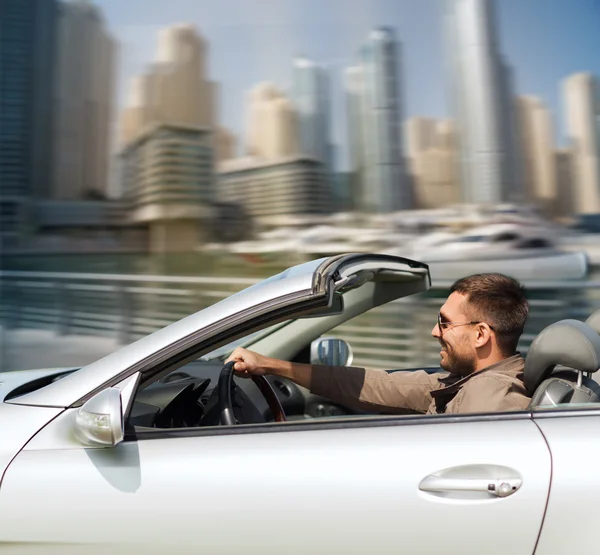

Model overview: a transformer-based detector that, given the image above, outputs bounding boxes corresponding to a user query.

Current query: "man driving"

[226,273,531,414]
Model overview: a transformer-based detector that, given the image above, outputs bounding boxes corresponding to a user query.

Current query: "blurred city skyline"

[3,0,600,383]
[2,0,599,254]
[98,0,600,167]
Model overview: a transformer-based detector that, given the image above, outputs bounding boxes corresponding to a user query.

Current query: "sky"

[95,0,600,169]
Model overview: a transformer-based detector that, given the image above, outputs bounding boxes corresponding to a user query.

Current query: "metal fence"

[1,271,598,370]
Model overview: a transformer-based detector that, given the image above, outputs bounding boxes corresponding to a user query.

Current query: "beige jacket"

[310,354,530,415]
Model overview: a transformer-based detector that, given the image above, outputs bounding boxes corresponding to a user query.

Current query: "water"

[0,251,291,278]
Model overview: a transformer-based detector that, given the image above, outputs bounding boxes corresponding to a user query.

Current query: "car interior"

[120,269,429,429]
[6,291,600,429]
[123,307,600,431]
[126,274,415,429]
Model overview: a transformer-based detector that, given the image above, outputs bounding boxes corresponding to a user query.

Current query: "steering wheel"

[218,361,286,425]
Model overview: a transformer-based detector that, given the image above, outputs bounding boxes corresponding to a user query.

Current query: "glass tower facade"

[292,57,331,169]
[0,0,57,247]
[445,0,518,204]
[357,28,409,212]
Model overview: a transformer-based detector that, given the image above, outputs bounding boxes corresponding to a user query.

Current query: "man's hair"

[450,273,529,355]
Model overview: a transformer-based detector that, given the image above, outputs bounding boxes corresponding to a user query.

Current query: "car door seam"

[531,419,554,555]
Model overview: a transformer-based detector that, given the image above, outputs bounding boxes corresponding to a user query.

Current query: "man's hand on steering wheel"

[226,347,269,377]
[227,347,313,390]
[212,357,286,425]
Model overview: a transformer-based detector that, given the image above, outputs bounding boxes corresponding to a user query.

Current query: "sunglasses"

[437,313,494,332]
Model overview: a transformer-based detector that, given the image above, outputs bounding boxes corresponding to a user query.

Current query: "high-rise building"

[218,155,331,228]
[405,118,437,158]
[498,60,522,201]
[332,171,352,212]
[436,119,458,151]
[444,0,519,204]
[353,28,409,212]
[563,73,600,215]
[120,24,215,146]
[245,83,299,160]
[51,0,116,201]
[214,127,237,163]
[155,24,215,129]
[555,148,574,218]
[516,96,558,214]
[292,56,331,170]
[263,96,300,160]
[0,0,57,247]
[245,83,278,157]
[344,66,365,210]
[120,123,213,252]
[405,118,460,209]
[119,24,216,252]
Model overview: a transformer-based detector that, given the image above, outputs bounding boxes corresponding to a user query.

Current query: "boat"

[398,223,588,282]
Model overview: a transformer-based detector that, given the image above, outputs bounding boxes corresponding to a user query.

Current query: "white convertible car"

[1,253,600,554]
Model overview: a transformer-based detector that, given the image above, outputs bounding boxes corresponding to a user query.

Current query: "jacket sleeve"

[449,376,530,414]
[310,365,444,414]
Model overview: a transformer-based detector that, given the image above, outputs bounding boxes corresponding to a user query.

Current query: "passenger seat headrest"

[585,309,600,335]
[524,319,600,395]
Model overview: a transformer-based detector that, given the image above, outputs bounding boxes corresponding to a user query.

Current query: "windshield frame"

[199,320,292,361]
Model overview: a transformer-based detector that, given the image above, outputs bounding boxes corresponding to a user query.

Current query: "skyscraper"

[444,0,518,204]
[405,118,437,158]
[405,118,460,209]
[51,0,116,200]
[344,65,365,210]
[214,127,238,163]
[555,148,575,218]
[516,96,557,214]
[155,24,215,129]
[349,28,409,213]
[563,73,600,215]
[121,24,216,147]
[119,24,216,252]
[245,83,299,160]
[292,56,331,170]
[498,60,522,201]
[0,0,57,247]
[262,96,300,160]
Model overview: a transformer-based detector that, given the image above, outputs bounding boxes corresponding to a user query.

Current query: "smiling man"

[227,273,531,415]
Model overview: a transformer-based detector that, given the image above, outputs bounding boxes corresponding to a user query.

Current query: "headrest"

[524,319,600,395]
[586,310,600,335]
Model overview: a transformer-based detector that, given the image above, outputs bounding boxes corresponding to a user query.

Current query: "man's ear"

[474,323,493,348]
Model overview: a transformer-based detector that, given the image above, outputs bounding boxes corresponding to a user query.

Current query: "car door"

[0,411,550,554]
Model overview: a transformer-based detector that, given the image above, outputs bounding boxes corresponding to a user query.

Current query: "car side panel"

[0,416,550,555]
[533,413,600,555]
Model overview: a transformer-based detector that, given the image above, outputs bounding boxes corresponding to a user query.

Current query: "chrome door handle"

[419,476,522,498]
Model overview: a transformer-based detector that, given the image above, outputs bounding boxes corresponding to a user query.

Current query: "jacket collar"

[432,354,525,398]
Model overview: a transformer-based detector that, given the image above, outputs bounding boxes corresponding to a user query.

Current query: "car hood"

[0,367,77,402]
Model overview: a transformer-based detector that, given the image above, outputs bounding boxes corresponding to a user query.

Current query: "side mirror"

[310,337,354,366]
[74,387,124,447]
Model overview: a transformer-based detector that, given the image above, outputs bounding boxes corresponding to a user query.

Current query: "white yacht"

[402,224,588,282]
[210,216,588,282]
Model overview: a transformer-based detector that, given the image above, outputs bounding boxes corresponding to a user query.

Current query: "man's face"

[431,292,478,375]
